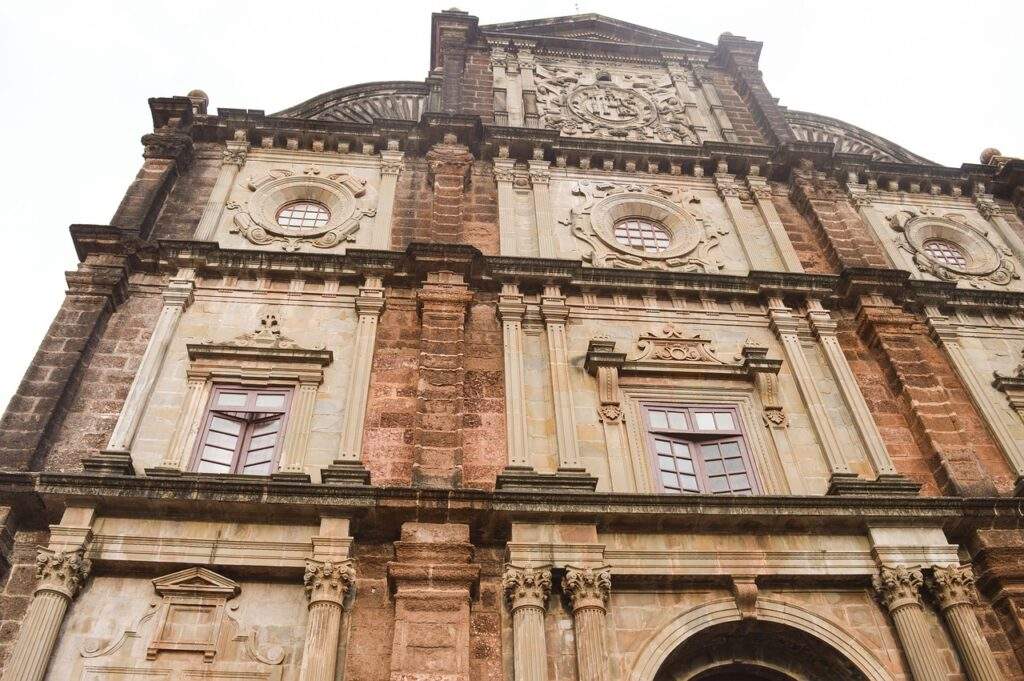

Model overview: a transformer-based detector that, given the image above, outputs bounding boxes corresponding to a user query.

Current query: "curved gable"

[273,81,429,123]
[787,110,935,165]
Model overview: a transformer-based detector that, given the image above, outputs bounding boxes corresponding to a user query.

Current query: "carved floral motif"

[562,565,612,612]
[36,547,91,598]
[873,565,924,611]
[502,565,552,611]
[304,559,356,605]
[928,565,977,609]
[629,325,724,364]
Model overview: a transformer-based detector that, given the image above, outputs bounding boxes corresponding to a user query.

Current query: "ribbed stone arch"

[628,598,895,681]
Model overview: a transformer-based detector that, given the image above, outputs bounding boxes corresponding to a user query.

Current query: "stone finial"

[187,88,209,115]
[928,565,977,610]
[303,559,355,606]
[503,565,552,612]
[873,565,924,611]
[35,547,91,599]
[562,565,611,613]
[980,148,1002,165]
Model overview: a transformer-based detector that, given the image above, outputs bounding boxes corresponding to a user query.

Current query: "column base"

[82,450,136,476]
[496,466,598,492]
[270,470,312,483]
[320,460,372,485]
[827,472,921,496]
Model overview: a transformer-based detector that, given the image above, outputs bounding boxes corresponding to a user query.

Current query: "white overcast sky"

[0,1,1021,410]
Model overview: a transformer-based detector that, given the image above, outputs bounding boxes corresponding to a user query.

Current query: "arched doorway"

[653,620,871,681]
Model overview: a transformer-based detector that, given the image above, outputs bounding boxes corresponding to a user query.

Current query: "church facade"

[2,9,1024,681]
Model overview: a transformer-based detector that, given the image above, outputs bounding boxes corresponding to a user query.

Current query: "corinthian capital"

[562,565,611,613]
[36,547,91,599]
[928,564,977,610]
[503,565,552,611]
[304,559,355,606]
[873,565,924,611]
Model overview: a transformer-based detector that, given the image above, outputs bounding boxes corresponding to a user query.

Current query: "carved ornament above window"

[887,208,1019,287]
[561,181,727,271]
[227,165,376,251]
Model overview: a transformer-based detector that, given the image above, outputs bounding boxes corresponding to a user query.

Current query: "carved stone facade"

[1,9,1024,681]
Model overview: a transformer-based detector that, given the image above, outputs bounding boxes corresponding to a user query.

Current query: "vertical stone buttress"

[563,566,612,681]
[300,559,355,681]
[874,565,948,681]
[503,565,552,681]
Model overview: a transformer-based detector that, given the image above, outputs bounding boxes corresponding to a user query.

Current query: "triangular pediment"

[481,14,714,51]
[152,567,240,598]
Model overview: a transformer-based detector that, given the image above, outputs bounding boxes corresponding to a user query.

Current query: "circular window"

[613,218,671,253]
[276,201,330,229]
[922,238,969,268]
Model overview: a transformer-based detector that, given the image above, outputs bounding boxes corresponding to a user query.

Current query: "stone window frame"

[620,385,786,495]
[160,341,332,477]
[640,402,759,495]
[589,192,703,262]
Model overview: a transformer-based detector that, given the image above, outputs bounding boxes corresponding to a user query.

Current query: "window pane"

[209,416,241,435]
[705,459,725,476]
[242,461,272,475]
[254,393,286,410]
[714,412,735,430]
[655,439,672,455]
[720,441,741,456]
[724,457,746,474]
[667,411,687,430]
[708,476,729,493]
[675,458,694,474]
[680,475,699,491]
[661,471,679,489]
[251,420,280,436]
[197,460,231,474]
[247,433,278,451]
[205,431,239,449]
[694,412,716,430]
[216,392,248,408]
[648,410,669,429]
[201,445,234,465]
[658,455,675,472]
[729,474,750,489]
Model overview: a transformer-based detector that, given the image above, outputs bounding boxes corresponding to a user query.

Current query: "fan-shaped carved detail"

[273,81,429,123]
[786,110,935,165]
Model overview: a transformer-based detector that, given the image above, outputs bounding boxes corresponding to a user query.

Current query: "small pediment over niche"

[152,566,240,599]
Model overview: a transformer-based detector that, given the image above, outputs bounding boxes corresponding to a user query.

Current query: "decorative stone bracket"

[584,325,784,427]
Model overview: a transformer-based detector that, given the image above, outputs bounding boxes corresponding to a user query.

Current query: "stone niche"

[46,569,305,681]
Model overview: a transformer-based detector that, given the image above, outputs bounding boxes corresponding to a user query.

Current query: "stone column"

[299,559,355,681]
[563,565,612,681]
[2,548,90,681]
[274,377,321,481]
[372,149,404,249]
[499,283,530,470]
[664,58,712,143]
[977,197,1024,262]
[530,160,555,258]
[323,277,383,485]
[193,133,248,241]
[928,565,1003,681]
[714,171,757,271]
[91,271,195,475]
[503,565,552,681]
[692,65,736,142]
[747,174,804,272]
[767,297,855,483]
[494,157,518,256]
[874,565,947,681]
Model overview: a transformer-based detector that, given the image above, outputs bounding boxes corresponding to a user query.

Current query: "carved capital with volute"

[503,565,552,612]
[562,565,611,613]
[873,565,924,612]
[928,565,977,610]
[35,547,91,599]
[303,559,355,606]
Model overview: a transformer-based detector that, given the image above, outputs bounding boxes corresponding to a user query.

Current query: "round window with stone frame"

[588,192,704,262]
[276,200,331,230]
[905,218,996,277]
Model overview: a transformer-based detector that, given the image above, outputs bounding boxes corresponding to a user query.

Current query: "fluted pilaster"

[874,565,946,681]
[929,565,1002,681]
[563,565,611,681]
[503,565,552,681]
[1,548,90,681]
[299,559,354,681]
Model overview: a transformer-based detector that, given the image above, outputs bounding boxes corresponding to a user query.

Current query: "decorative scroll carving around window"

[226,165,376,251]
[533,61,698,144]
[79,567,285,676]
[887,208,1019,287]
[584,325,785,429]
[561,182,727,271]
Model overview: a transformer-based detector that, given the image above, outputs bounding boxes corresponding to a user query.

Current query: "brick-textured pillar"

[299,559,355,681]
[387,523,479,681]
[856,295,999,496]
[970,529,1024,675]
[426,134,474,244]
[415,271,474,487]
[503,565,551,681]
[874,565,948,681]
[563,565,612,681]
[0,260,125,470]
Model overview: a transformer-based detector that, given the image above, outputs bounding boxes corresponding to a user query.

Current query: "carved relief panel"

[533,60,699,144]
[559,181,728,271]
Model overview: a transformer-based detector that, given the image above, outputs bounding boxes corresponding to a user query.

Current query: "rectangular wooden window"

[642,404,757,495]
[190,386,292,475]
